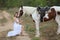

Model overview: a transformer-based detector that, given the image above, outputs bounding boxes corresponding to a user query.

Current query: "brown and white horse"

[18,6,49,37]
[43,6,60,35]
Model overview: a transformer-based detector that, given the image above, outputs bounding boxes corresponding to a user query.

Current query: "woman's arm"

[13,17,19,23]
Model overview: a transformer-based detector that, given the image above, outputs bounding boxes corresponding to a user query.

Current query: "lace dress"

[7,18,22,37]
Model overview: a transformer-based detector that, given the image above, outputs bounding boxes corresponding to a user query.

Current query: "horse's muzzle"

[43,17,49,22]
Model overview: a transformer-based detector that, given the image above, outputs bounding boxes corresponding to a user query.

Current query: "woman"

[7,12,24,37]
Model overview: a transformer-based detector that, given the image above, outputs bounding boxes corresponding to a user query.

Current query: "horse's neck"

[23,6,36,15]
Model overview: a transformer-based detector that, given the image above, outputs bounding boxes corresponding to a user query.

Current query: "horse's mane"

[23,6,36,8]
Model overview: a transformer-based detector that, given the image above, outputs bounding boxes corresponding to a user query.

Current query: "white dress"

[7,18,22,37]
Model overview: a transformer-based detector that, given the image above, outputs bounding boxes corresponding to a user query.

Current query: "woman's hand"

[19,19,23,24]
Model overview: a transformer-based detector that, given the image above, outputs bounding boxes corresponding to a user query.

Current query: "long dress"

[7,18,22,37]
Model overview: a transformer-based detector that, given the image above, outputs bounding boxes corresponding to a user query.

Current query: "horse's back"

[51,6,60,12]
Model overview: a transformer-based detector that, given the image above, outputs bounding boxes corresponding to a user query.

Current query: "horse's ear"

[45,6,50,11]
[37,6,41,11]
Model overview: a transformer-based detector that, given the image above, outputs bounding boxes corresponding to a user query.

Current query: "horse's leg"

[57,24,60,35]
[32,12,40,37]
[55,16,60,35]
[35,20,40,37]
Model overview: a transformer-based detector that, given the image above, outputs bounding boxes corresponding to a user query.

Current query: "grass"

[31,37,40,40]
[25,24,35,37]
[24,18,57,40]
[40,20,58,40]
[0,17,8,26]
[22,15,59,40]
[22,16,40,40]
[0,30,17,40]
[0,8,60,40]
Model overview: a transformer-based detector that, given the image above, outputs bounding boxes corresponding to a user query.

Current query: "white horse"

[44,6,60,35]
[18,6,40,37]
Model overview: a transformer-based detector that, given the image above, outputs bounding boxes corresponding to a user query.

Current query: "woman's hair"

[14,12,19,18]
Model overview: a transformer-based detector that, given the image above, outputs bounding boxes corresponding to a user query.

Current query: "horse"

[43,6,60,35]
[18,6,50,37]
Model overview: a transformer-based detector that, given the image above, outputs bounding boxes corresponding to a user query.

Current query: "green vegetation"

[25,24,35,37]
[23,16,58,40]
[0,0,60,9]
[31,37,40,40]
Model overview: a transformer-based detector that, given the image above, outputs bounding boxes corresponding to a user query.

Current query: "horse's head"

[37,6,41,13]
[43,8,56,21]
[18,5,23,18]
[37,6,50,22]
